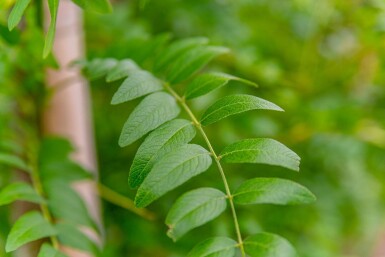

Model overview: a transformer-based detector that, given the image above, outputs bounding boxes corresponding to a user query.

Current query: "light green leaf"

[111,70,163,105]
[0,182,45,206]
[71,0,112,13]
[8,0,31,30]
[167,46,230,84]
[185,72,257,100]
[187,237,238,257]
[244,233,297,257]
[43,0,59,58]
[87,58,118,80]
[106,59,139,82]
[6,211,57,252]
[119,92,180,147]
[38,243,67,257]
[201,94,283,126]
[56,223,99,254]
[0,153,30,172]
[135,144,212,207]
[154,37,209,72]
[129,119,196,188]
[233,178,316,205]
[166,188,227,241]
[219,138,300,171]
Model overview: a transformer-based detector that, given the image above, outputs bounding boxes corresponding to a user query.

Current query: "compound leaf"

[244,233,297,257]
[0,182,45,206]
[187,237,238,257]
[106,59,139,82]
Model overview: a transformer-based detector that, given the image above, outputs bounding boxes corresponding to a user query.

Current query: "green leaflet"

[166,46,230,84]
[185,72,257,100]
[233,178,316,205]
[154,37,209,72]
[244,233,297,257]
[0,182,45,206]
[71,0,112,13]
[86,58,118,80]
[43,0,59,58]
[135,144,212,207]
[111,70,163,105]
[37,243,67,257]
[119,92,180,147]
[8,0,31,30]
[201,94,283,126]
[56,223,99,254]
[129,119,196,188]
[166,188,227,241]
[6,211,57,252]
[106,59,139,82]
[219,138,300,171]
[187,237,238,257]
[0,153,30,172]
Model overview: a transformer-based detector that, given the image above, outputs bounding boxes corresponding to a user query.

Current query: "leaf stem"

[164,83,246,256]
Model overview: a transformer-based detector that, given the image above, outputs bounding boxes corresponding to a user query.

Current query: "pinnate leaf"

[38,243,67,257]
[8,0,31,30]
[119,92,180,147]
[187,237,238,257]
[129,119,196,188]
[135,144,212,207]
[201,94,283,126]
[86,58,117,80]
[6,211,57,252]
[106,59,139,82]
[219,138,300,171]
[185,72,257,100]
[166,187,227,241]
[233,178,316,205]
[111,70,163,105]
[0,153,30,172]
[244,233,297,257]
[0,182,45,206]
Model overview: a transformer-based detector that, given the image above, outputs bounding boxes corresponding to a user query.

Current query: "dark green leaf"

[166,188,227,241]
[244,233,297,257]
[185,72,257,100]
[8,0,31,30]
[37,243,67,257]
[129,119,196,188]
[119,92,180,147]
[6,211,57,252]
[0,153,30,172]
[0,182,45,206]
[106,59,139,82]
[201,94,283,126]
[219,138,300,171]
[56,223,99,254]
[43,0,59,58]
[71,0,112,13]
[111,70,163,105]
[135,144,212,207]
[233,178,316,205]
[187,237,238,257]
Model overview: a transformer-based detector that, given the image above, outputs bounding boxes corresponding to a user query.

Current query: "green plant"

[83,37,316,256]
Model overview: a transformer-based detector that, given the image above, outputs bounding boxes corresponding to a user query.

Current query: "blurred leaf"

[129,119,196,188]
[56,223,99,254]
[201,94,283,126]
[43,0,59,58]
[106,59,139,82]
[0,182,45,206]
[187,237,238,257]
[219,138,300,171]
[185,72,257,100]
[118,92,180,147]
[71,0,112,13]
[135,144,212,207]
[166,187,227,241]
[0,153,30,173]
[244,233,296,257]
[37,243,67,257]
[86,58,118,80]
[6,211,57,252]
[7,0,31,30]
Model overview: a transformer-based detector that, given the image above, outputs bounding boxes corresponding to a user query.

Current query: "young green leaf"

[233,178,316,206]
[187,237,238,257]
[43,0,59,58]
[119,92,180,147]
[185,72,257,100]
[167,46,230,84]
[38,243,67,257]
[166,187,227,241]
[219,138,300,171]
[244,233,297,257]
[0,153,30,172]
[87,58,118,80]
[106,59,139,82]
[56,223,99,254]
[154,37,209,72]
[129,119,196,188]
[71,0,112,13]
[201,94,283,126]
[111,70,163,105]
[6,211,57,252]
[135,144,212,207]
[8,0,31,31]
[0,182,45,206]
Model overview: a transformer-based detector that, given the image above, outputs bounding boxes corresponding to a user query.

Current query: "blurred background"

[1,0,385,256]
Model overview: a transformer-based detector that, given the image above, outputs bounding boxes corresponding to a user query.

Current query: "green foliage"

[7,0,31,30]
[243,233,297,257]
[43,0,59,58]
[38,243,67,257]
[0,153,30,172]
[187,237,238,257]
[0,182,45,206]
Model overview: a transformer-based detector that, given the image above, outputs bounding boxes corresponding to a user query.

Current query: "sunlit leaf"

[37,243,67,257]
[43,0,59,58]
[244,233,297,257]
[8,0,31,30]
[0,182,45,206]
[187,237,238,257]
